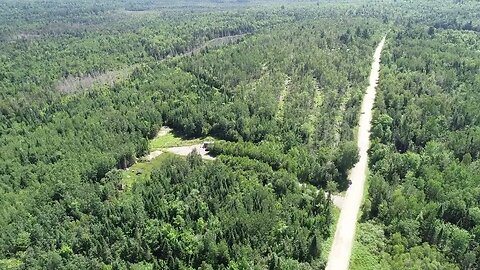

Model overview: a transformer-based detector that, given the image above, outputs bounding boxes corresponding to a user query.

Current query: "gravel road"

[325,36,386,270]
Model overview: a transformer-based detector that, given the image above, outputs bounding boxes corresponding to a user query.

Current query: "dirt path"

[155,126,172,137]
[143,150,163,161]
[325,36,386,270]
[275,77,291,121]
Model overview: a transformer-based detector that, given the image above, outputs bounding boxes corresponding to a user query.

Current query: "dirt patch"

[330,194,345,208]
[155,126,172,137]
[298,183,344,208]
[165,144,215,160]
[55,65,138,93]
[143,150,163,161]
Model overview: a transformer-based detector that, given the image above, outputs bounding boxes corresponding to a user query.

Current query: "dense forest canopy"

[0,0,479,269]
[353,22,480,270]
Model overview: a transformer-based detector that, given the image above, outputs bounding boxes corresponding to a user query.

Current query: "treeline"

[358,26,480,269]
[432,20,480,33]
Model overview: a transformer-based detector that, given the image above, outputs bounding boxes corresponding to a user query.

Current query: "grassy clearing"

[123,129,216,188]
[122,152,174,188]
[149,132,215,150]
[308,82,323,119]
[321,206,341,263]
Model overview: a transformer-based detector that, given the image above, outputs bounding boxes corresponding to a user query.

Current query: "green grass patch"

[124,129,217,189]
[149,132,215,150]
[362,168,371,201]
[150,132,200,149]
[122,152,174,188]
[350,167,383,269]
[0,258,23,270]
[321,206,341,262]
[350,222,386,270]
[350,241,382,269]
[313,91,324,110]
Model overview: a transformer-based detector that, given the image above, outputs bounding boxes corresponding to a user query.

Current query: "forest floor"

[325,36,386,270]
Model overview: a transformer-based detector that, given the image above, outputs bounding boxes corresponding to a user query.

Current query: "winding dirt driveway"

[325,36,386,270]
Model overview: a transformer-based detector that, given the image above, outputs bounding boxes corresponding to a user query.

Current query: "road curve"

[325,36,386,270]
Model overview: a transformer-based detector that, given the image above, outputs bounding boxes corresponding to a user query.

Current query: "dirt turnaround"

[165,144,215,160]
[325,36,386,270]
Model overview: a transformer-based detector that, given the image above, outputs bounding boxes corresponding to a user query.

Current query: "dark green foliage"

[139,154,331,268]
[0,0,386,268]
[9,0,480,268]
[362,25,480,269]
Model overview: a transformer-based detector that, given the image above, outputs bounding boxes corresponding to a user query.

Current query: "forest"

[352,9,480,270]
[0,0,479,269]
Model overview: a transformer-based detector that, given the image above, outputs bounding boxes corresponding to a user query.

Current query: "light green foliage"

[0,1,384,268]
[350,222,386,270]
[0,259,23,270]
[321,207,341,262]
[2,0,478,268]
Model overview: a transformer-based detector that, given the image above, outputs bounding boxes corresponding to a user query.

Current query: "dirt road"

[325,36,386,270]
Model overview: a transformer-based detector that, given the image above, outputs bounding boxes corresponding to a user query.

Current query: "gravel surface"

[165,144,215,160]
